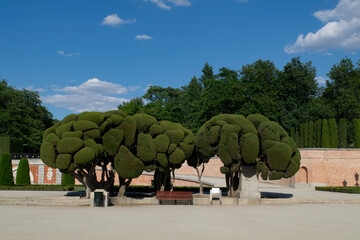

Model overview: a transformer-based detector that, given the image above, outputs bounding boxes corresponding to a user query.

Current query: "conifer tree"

[316,119,322,148]
[339,118,347,148]
[0,152,14,186]
[300,124,305,148]
[15,158,30,186]
[321,119,331,148]
[355,119,360,148]
[309,121,313,148]
[304,123,309,147]
[329,119,338,148]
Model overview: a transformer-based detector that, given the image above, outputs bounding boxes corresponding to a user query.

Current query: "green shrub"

[0,185,73,191]
[355,119,360,148]
[339,118,347,148]
[316,119,322,148]
[329,119,338,148]
[15,158,30,186]
[315,186,360,194]
[61,173,75,186]
[321,119,331,148]
[299,124,304,148]
[304,122,308,147]
[309,121,313,148]
[0,152,14,186]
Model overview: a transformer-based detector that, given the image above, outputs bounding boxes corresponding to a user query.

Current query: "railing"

[11,153,40,159]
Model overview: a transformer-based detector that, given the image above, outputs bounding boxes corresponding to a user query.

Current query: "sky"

[1,0,360,120]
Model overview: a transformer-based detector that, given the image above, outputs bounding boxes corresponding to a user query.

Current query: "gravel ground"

[1,204,360,240]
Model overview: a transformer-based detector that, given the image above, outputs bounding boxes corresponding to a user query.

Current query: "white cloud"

[42,78,140,113]
[144,0,191,10]
[285,0,360,54]
[26,86,47,93]
[135,34,153,40]
[316,76,327,85]
[101,14,136,27]
[42,94,129,113]
[57,50,79,57]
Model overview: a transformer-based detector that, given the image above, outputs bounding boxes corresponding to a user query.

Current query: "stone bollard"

[90,189,110,207]
[239,166,260,199]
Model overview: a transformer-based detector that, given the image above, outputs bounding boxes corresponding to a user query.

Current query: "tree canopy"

[0,80,53,151]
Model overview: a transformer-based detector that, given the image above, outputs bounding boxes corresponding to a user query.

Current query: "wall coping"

[299,148,360,151]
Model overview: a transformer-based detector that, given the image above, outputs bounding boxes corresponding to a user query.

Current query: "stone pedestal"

[239,166,260,199]
[90,189,110,207]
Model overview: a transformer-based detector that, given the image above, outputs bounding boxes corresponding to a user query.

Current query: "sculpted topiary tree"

[103,113,195,195]
[41,110,127,197]
[196,113,301,197]
[15,158,31,186]
[249,114,301,183]
[196,114,259,197]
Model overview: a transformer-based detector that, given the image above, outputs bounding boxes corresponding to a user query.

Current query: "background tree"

[339,118,347,148]
[321,119,331,148]
[239,60,281,120]
[0,152,14,186]
[278,57,319,130]
[143,86,184,124]
[118,97,144,115]
[323,57,360,120]
[15,158,30,186]
[0,80,53,152]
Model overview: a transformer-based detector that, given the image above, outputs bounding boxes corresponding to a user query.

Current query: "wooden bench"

[156,191,193,205]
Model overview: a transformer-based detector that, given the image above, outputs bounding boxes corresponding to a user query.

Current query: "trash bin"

[94,191,104,207]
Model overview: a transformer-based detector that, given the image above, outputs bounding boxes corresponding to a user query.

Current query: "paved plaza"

[1,185,360,240]
[0,204,360,240]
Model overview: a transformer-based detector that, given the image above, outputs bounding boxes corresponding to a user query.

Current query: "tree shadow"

[261,192,293,199]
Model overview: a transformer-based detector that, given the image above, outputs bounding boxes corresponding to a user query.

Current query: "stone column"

[239,166,260,199]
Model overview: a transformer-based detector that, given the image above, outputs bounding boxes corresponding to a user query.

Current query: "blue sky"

[1,0,359,120]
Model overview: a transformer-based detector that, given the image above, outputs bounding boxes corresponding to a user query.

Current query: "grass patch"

[0,185,74,191]
[315,186,360,194]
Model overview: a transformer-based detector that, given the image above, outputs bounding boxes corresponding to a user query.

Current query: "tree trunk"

[117,177,132,198]
[195,163,205,195]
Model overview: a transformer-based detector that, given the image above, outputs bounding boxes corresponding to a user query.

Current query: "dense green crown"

[15,158,31,186]
[0,152,14,186]
[41,111,126,173]
[196,113,301,181]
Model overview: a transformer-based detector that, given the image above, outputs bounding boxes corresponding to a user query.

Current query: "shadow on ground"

[261,192,293,199]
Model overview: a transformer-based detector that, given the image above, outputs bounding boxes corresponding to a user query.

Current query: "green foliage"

[308,121,313,148]
[315,186,360,194]
[0,137,23,154]
[136,133,156,162]
[304,122,308,148]
[316,119,322,148]
[323,57,360,120]
[15,158,30,186]
[321,119,331,148]
[329,119,338,148]
[339,118,347,148]
[0,185,74,191]
[61,173,75,186]
[0,152,14,186]
[355,119,360,148]
[115,146,145,179]
[0,80,54,152]
[118,97,145,116]
[299,124,304,148]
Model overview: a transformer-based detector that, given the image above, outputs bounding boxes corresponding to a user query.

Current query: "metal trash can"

[94,191,104,207]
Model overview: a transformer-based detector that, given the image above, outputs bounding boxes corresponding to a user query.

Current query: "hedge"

[0,185,74,191]
[315,186,360,194]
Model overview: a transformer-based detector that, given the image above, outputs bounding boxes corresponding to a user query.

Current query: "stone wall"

[13,149,360,187]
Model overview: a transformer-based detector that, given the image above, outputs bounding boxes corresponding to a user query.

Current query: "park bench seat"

[156,191,193,205]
